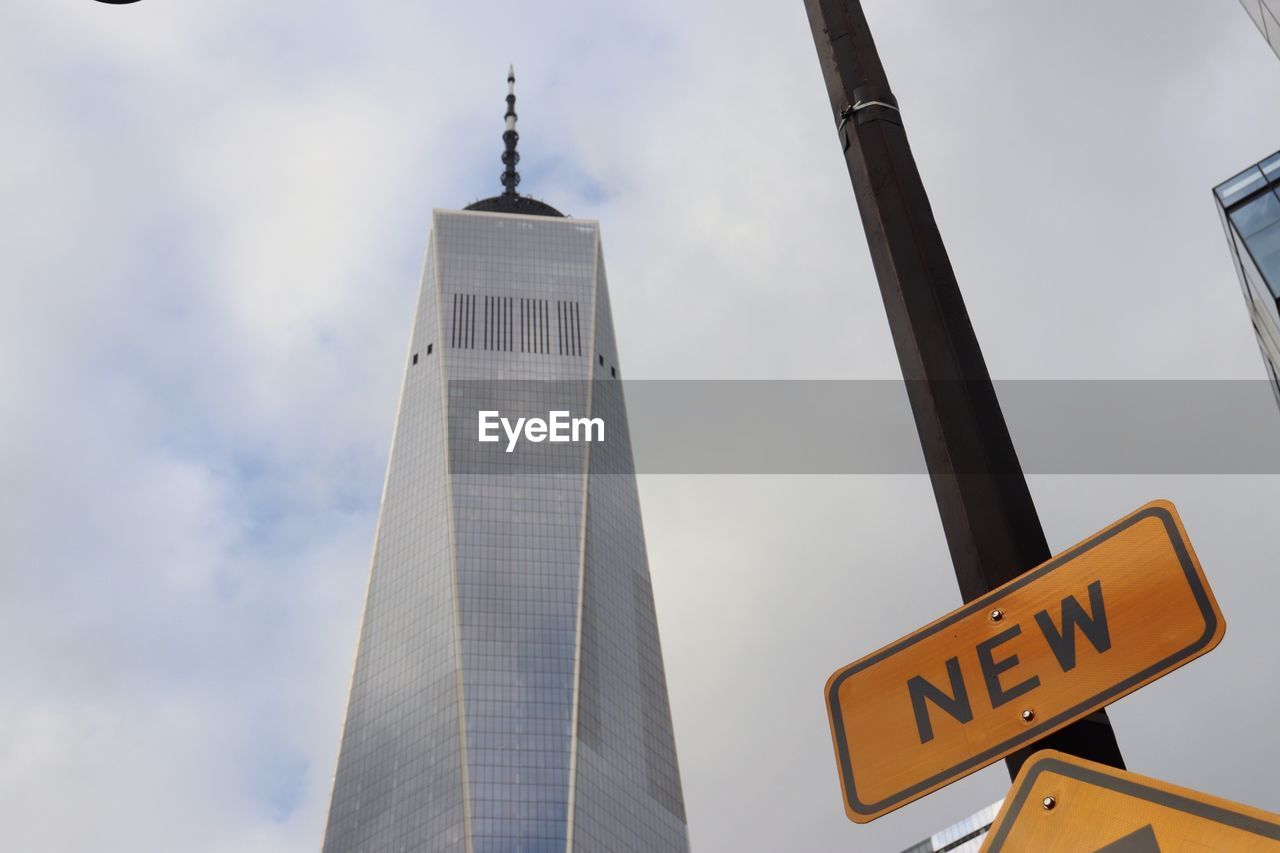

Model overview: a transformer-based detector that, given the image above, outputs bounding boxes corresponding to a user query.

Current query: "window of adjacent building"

[1264,0,1280,47]
[1263,151,1280,183]
[1217,165,1267,206]
[1234,229,1280,324]
[1242,0,1267,35]
[1248,225,1280,300]
[1234,190,1280,300]
[1230,188,1280,237]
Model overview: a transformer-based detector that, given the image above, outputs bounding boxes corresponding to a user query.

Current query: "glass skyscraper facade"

[898,800,1003,853]
[1239,0,1280,60]
[320,71,688,853]
[1215,151,1280,408]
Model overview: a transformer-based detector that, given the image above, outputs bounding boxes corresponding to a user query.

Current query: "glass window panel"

[1266,5,1280,57]
[1216,166,1266,205]
[1244,218,1280,299]
[1262,151,1280,184]
[1243,0,1267,31]
[1230,189,1280,237]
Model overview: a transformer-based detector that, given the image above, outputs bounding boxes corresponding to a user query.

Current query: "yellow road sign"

[981,750,1280,851]
[825,500,1224,823]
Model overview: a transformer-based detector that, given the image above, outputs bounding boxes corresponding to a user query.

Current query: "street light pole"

[802,0,1125,777]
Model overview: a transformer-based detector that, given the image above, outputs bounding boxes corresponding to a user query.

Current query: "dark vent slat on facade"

[457,294,584,355]
[450,292,479,350]
[551,300,582,356]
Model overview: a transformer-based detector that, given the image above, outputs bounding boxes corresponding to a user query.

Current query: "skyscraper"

[1238,0,1280,60]
[1215,151,1280,409]
[896,800,1003,853]
[321,69,690,852]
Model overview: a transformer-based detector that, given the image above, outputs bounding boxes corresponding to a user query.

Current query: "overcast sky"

[4,1,1280,851]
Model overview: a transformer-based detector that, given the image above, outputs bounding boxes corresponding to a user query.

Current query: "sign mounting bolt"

[1021,708,1036,723]
[989,608,1004,622]
[1042,795,1056,810]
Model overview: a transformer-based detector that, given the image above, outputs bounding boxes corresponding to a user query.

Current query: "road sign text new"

[825,500,1224,823]
[909,580,1112,744]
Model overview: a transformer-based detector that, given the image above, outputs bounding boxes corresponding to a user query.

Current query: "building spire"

[501,64,520,197]
[463,66,564,217]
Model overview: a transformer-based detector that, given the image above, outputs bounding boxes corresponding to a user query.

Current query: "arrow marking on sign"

[1094,825,1161,853]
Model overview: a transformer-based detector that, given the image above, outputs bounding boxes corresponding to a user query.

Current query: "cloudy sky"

[4,1,1280,851]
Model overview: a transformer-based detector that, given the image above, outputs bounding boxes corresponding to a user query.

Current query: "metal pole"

[802,0,1124,777]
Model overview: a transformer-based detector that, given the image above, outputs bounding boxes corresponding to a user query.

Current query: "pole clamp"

[837,99,900,131]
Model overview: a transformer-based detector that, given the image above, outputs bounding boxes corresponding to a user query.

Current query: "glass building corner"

[1215,152,1280,409]
[1238,0,1280,60]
